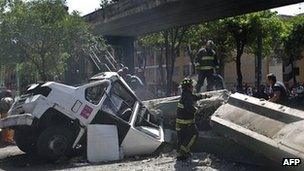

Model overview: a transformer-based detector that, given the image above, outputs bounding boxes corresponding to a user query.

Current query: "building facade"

[134,48,193,95]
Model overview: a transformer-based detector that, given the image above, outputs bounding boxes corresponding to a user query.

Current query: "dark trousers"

[176,123,198,158]
[196,69,214,92]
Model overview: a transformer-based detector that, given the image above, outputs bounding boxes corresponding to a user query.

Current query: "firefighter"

[195,40,219,92]
[176,78,210,161]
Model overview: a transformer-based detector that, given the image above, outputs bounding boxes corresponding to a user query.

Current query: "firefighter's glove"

[197,94,204,99]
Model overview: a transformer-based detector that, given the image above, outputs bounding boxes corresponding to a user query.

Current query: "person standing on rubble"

[176,78,210,161]
[266,73,288,105]
[195,40,219,93]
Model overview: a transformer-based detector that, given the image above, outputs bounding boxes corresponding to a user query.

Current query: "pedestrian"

[0,90,15,146]
[266,73,288,104]
[195,40,219,92]
[247,85,253,96]
[176,78,211,161]
[253,85,269,100]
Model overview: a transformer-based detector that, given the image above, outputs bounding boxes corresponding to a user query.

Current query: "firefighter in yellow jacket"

[195,40,219,92]
[176,78,210,161]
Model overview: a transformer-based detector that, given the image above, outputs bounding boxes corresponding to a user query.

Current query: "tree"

[162,27,187,96]
[284,15,304,84]
[138,23,233,95]
[248,11,285,89]
[223,15,255,91]
[100,0,118,9]
[203,21,233,75]
[0,0,96,82]
[183,24,206,75]
[137,33,164,85]
[138,27,187,96]
[222,11,283,92]
[139,27,194,95]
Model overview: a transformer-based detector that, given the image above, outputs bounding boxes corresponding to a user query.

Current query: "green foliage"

[221,11,286,59]
[100,0,117,8]
[219,11,287,90]
[17,62,38,92]
[183,24,206,60]
[137,27,188,95]
[138,33,164,49]
[284,15,304,60]
[0,0,98,81]
[247,11,286,58]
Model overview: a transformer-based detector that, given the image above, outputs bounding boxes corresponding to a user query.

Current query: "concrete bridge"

[84,0,304,71]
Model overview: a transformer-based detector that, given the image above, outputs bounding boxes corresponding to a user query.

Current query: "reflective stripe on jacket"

[195,48,218,71]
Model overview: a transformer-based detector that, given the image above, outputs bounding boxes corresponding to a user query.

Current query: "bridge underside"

[87,0,304,37]
[84,0,303,73]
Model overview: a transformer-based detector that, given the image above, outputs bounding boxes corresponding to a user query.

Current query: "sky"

[66,0,304,16]
[66,0,101,15]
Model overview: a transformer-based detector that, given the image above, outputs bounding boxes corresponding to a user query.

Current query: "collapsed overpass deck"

[84,0,304,36]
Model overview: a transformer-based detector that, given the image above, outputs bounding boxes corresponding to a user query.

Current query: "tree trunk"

[166,65,172,96]
[291,56,297,86]
[256,31,262,91]
[158,47,165,91]
[219,57,225,77]
[163,27,186,96]
[186,45,196,75]
[217,49,225,77]
[164,31,172,96]
[168,34,176,96]
[141,48,148,85]
[236,41,244,92]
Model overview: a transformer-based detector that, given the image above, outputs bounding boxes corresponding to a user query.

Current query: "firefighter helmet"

[181,78,193,89]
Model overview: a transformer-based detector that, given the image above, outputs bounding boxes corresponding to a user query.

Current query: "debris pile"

[0,146,264,171]
[144,90,230,130]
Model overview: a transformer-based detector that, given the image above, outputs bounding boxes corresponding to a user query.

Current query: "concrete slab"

[194,131,272,166]
[211,93,304,170]
[144,90,229,130]
[145,91,271,166]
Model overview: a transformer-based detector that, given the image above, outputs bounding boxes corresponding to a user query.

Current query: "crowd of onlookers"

[288,83,304,98]
[231,82,304,100]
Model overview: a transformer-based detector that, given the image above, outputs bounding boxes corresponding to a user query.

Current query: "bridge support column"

[105,36,135,73]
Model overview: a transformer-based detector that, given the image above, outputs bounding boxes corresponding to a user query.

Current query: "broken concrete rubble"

[144,90,230,130]
[0,145,265,170]
[144,90,275,166]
